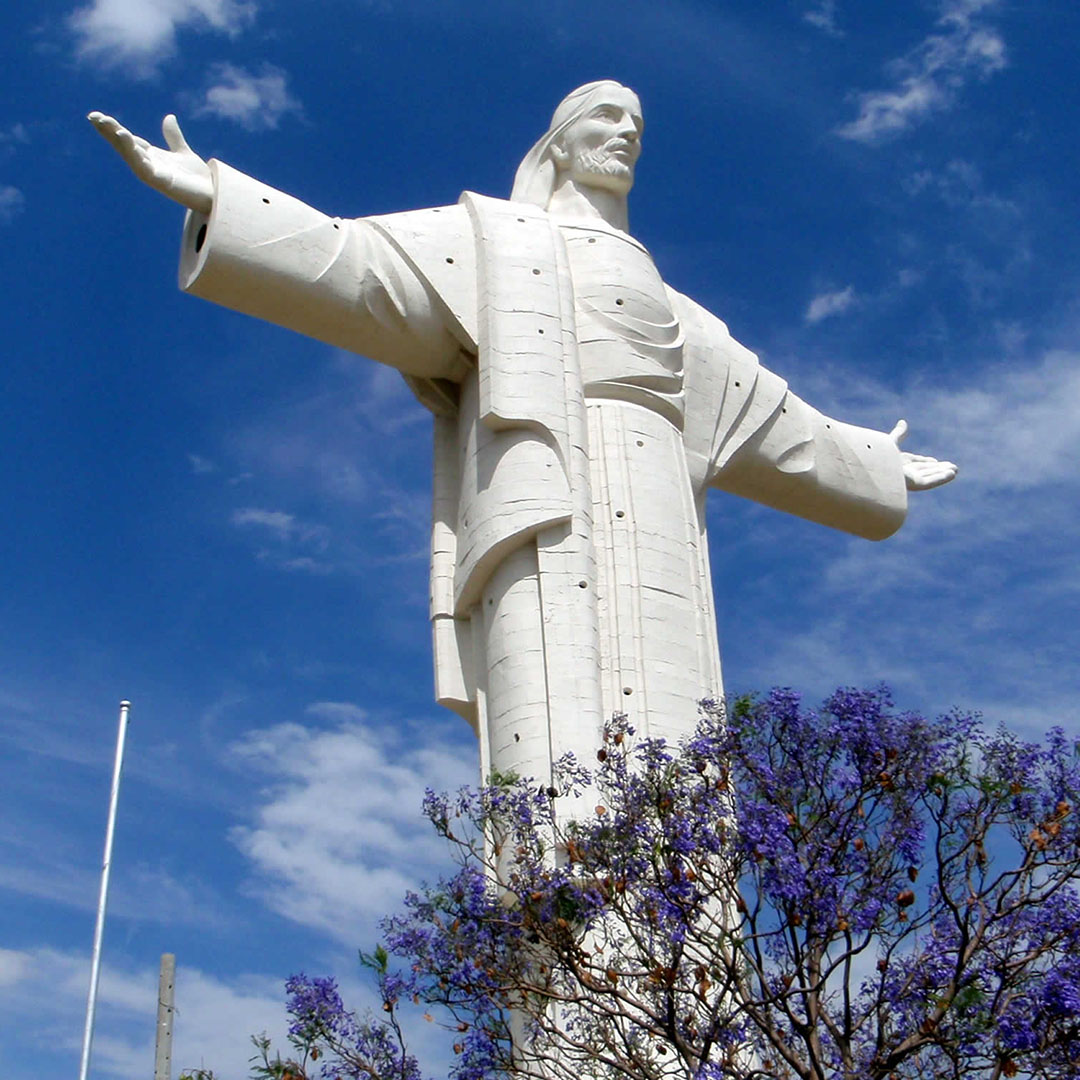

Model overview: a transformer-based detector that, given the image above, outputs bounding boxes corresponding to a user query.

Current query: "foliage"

[269,688,1080,1079]
[178,1032,314,1080]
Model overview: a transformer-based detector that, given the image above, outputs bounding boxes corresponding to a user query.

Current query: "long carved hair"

[509,80,636,207]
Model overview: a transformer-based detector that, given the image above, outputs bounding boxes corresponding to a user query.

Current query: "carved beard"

[572,144,634,189]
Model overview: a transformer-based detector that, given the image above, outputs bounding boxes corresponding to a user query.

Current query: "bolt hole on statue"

[88,81,956,815]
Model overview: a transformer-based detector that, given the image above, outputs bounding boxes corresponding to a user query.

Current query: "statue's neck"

[547,178,629,233]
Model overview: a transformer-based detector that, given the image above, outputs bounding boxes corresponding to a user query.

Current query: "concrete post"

[153,953,175,1080]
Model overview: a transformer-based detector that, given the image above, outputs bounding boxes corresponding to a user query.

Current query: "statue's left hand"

[88,112,213,215]
[889,420,958,491]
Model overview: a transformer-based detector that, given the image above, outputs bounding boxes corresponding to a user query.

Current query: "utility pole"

[154,953,176,1080]
[78,699,132,1080]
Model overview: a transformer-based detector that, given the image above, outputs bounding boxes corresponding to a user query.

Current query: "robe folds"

[178,160,908,800]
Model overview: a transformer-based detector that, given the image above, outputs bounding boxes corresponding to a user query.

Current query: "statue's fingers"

[88,112,126,146]
[162,114,192,154]
[116,123,150,148]
[87,110,120,129]
[113,126,144,160]
[888,419,909,446]
[913,462,958,490]
[925,460,956,476]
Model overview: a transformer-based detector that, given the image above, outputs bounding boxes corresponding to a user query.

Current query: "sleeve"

[177,161,471,382]
[675,290,908,541]
[712,369,908,541]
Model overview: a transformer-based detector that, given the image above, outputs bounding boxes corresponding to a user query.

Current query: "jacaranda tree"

[237,687,1080,1080]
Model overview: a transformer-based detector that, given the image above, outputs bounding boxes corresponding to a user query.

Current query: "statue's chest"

[560,222,684,424]
[561,224,674,324]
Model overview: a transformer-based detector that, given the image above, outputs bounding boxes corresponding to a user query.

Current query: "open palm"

[88,112,213,215]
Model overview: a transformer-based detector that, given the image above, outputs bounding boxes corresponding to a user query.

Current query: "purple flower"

[258,686,1080,1080]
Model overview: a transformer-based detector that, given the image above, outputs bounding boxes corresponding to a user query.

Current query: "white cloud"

[716,344,1080,733]
[0,185,25,224]
[911,349,1080,491]
[836,0,1006,143]
[195,63,303,131]
[0,837,233,929]
[0,946,287,1080]
[0,123,28,146]
[231,506,333,572]
[224,357,433,580]
[69,0,255,76]
[188,452,217,474]
[232,506,300,539]
[803,0,841,36]
[0,948,29,988]
[231,506,326,543]
[903,159,1019,220]
[229,710,475,943]
[306,700,366,724]
[782,344,1080,495]
[234,356,429,501]
[805,285,856,324]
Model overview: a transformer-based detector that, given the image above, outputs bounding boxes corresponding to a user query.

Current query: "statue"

[89,81,955,811]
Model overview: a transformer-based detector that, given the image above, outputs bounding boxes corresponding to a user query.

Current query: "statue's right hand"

[88,112,214,215]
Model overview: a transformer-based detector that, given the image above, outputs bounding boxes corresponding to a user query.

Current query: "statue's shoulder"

[365,201,473,250]
[668,286,768,372]
[669,284,781,436]
[365,202,477,347]
[366,193,542,237]
[665,285,732,340]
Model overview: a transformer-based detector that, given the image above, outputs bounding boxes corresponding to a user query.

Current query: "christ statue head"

[510,80,644,210]
[549,85,643,196]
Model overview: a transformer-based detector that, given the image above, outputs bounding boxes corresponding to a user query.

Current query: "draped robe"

[178,161,908,805]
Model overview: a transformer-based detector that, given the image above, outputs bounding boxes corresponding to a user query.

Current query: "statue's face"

[552,87,644,196]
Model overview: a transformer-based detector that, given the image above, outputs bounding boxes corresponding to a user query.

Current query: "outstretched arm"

[88,112,213,215]
[888,420,958,491]
[88,115,472,383]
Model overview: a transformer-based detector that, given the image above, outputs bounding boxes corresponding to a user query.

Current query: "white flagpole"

[78,700,132,1080]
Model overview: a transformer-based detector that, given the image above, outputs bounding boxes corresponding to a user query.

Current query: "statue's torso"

[560,220,685,429]
[554,218,720,736]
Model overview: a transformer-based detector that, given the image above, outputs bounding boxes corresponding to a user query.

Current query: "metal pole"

[78,700,132,1080]
[154,953,176,1080]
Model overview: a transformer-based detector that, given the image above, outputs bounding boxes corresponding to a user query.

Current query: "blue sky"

[2,0,1078,1076]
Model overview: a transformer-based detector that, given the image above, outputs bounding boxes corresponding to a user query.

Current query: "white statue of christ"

[89,80,955,806]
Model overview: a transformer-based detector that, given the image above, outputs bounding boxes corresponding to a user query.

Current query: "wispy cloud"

[188,452,217,474]
[223,357,433,579]
[893,158,1030,308]
[232,506,305,540]
[228,710,475,943]
[231,506,332,571]
[0,946,287,1080]
[69,0,256,76]
[903,159,1019,219]
[716,344,1080,736]
[0,185,24,224]
[780,342,1080,495]
[803,0,842,37]
[195,63,303,131]
[0,948,29,987]
[805,285,856,324]
[836,0,1006,143]
[910,349,1080,492]
[0,123,28,147]
[0,831,233,929]
[231,359,427,506]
